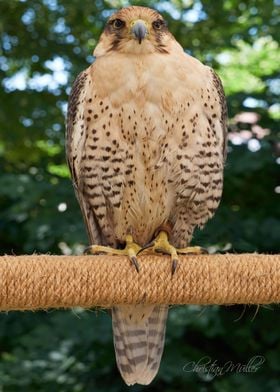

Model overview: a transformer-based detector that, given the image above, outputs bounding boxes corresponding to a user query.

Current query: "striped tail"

[112,304,168,385]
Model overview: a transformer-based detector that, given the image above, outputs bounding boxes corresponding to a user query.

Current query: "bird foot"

[138,231,179,275]
[84,235,142,272]
[176,245,208,255]
[139,231,208,275]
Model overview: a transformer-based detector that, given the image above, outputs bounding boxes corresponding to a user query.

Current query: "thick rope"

[0,254,279,311]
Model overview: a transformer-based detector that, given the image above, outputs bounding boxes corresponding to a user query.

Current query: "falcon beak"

[131,20,148,44]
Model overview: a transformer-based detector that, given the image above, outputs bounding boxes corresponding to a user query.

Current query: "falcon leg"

[84,235,142,272]
[140,231,207,275]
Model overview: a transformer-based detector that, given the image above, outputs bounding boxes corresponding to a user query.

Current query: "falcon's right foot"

[84,235,142,272]
[139,231,207,275]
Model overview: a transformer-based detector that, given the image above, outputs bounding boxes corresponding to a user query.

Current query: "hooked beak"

[131,20,148,44]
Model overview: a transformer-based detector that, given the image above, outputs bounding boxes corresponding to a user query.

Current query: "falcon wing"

[66,69,102,245]
[209,69,228,161]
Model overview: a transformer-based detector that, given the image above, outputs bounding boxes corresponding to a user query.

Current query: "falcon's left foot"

[84,235,142,272]
[140,231,208,275]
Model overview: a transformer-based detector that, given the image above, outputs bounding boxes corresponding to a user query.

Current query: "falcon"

[66,6,227,386]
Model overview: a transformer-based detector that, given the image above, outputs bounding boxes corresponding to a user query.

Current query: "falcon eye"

[112,19,125,29]
[152,19,165,30]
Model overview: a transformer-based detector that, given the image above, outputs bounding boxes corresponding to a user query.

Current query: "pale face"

[94,6,172,56]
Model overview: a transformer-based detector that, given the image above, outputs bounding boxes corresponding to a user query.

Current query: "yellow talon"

[176,245,208,255]
[84,234,142,272]
[139,231,208,275]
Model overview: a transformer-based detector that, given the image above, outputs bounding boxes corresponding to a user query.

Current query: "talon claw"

[84,246,92,255]
[131,256,140,273]
[137,241,155,255]
[171,259,178,275]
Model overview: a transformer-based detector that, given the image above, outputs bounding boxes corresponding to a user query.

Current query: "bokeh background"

[0,0,279,391]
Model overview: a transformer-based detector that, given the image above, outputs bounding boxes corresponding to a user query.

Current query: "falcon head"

[94,6,176,56]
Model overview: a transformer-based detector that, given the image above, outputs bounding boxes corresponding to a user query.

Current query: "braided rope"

[0,254,279,310]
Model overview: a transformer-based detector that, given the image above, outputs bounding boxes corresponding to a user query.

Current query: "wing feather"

[66,70,102,245]
[209,68,228,160]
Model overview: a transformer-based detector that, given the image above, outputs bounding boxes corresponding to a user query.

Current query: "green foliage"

[219,37,280,94]
[0,0,279,391]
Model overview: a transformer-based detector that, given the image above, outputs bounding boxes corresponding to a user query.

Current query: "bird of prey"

[66,6,227,386]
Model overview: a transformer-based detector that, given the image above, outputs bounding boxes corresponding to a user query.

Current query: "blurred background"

[0,0,279,390]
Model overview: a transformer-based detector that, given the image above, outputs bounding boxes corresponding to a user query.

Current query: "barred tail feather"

[112,304,168,386]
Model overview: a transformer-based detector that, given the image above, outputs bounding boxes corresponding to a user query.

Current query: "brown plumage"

[66,6,227,385]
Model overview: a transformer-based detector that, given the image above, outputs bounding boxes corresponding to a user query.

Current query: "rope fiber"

[0,254,279,311]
